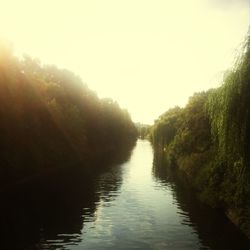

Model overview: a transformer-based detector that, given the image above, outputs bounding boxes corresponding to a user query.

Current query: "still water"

[2,140,250,249]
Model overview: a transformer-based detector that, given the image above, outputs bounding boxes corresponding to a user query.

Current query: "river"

[1,139,250,249]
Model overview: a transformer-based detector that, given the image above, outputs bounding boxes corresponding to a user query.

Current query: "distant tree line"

[150,32,250,237]
[135,123,151,139]
[0,42,137,189]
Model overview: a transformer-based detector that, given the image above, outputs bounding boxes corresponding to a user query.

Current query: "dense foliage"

[151,93,212,182]
[0,42,137,188]
[151,32,250,236]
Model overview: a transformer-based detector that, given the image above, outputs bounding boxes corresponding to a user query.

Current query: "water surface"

[2,140,250,249]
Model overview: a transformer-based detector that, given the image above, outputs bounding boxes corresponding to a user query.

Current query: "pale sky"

[0,0,249,124]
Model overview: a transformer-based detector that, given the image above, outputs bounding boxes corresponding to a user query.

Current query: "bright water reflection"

[2,140,250,249]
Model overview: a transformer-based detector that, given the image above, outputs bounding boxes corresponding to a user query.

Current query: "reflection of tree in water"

[0,173,94,250]
[0,148,133,250]
[97,168,123,204]
[153,150,250,250]
[94,145,133,204]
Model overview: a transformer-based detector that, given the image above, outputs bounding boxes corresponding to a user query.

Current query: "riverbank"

[150,33,250,238]
[154,146,250,238]
[0,47,137,193]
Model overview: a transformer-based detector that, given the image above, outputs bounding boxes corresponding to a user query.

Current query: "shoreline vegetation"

[150,31,250,237]
[0,41,137,192]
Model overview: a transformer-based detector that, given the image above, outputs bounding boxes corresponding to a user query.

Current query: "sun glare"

[0,0,249,124]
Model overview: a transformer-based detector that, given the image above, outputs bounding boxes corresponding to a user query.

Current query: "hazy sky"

[0,0,249,124]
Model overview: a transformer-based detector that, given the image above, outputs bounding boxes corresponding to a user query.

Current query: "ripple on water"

[6,140,250,250]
